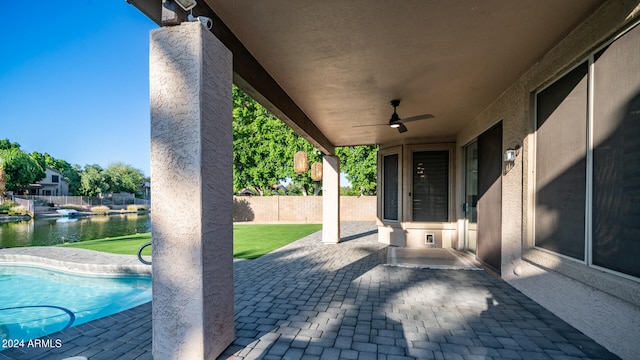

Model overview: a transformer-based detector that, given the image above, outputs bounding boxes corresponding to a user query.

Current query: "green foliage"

[336,146,378,195]
[0,138,142,197]
[127,204,147,211]
[90,205,111,215]
[8,205,31,217]
[0,200,18,212]
[79,163,143,196]
[233,86,297,195]
[231,89,378,197]
[0,167,5,196]
[79,164,110,196]
[0,139,21,150]
[0,146,45,192]
[340,186,360,196]
[232,86,328,196]
[103,162,144,195]
[284,182,303,195]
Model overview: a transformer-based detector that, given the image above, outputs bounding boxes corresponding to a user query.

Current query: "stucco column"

[150,22,234,359]
[322,155,341,243]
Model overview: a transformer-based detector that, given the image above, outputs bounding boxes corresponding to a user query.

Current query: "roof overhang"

[130,0,606,151]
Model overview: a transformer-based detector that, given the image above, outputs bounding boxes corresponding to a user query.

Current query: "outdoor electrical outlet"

[425,233,435,244]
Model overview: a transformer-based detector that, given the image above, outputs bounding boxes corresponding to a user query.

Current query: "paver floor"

[0,222,619,360]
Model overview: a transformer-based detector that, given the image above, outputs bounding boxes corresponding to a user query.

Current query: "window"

[591,23,640,278]
[534,22,640,279]
[52,175,59,183]
[412,150,449,222]
[535,62,588,260]
[382,153,399,221]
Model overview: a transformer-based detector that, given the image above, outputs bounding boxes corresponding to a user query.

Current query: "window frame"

[378,146,402,223]
[532,20,640,282]
[404,143,455,224]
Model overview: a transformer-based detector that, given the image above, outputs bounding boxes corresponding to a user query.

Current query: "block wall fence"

[233,196,376,223]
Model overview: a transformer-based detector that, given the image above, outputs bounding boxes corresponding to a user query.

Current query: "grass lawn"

[233,224,322,259]
[56,224,322,260]
[57,233,153,255]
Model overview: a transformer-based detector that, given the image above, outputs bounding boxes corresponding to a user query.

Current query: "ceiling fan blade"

[397,123,408,133]
[398,114,435,124]
[352,123,388,128]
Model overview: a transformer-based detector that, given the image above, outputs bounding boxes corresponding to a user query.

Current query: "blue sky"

[0,2,352,186]
[0,1,156,177]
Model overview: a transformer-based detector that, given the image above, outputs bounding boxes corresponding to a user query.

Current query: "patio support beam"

[193,4,336,155]
[127,1,335,155]
[322,155,341,243]
[150,22,234,359]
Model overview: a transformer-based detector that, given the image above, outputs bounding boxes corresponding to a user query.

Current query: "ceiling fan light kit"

[352,99,434,133]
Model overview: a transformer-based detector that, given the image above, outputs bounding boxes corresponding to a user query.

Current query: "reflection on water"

[0,214,151,248]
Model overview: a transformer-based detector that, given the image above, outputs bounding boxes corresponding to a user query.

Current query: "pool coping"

[0,247,151,276]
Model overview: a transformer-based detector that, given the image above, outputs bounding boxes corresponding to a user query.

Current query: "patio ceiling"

[134,0,605,151]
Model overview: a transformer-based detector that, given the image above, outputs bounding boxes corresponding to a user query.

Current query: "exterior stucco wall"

[150,22,234,359]
[376,142,458,249]
[322,155,341,243]
[456,2,640,359]
[35,168,69,196]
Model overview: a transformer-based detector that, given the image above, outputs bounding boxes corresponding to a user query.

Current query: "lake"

[0,214,151,248]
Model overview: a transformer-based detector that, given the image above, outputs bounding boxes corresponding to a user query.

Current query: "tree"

[78,163,144,196]
[0,166,5,196]
[79,164,111,196]
[0,139,22,195]
[0,138,142,197]
[0,147,46,193]
[103,162,144,195]
[0,139,21,150]
[64,165,83,195]
[231,87,378,196]
[336,146,378,195]
[233,86,296,195]
[340,186,360,196]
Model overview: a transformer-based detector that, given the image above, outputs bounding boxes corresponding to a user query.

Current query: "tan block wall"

[233,196,376,223]
[339,196,377,221]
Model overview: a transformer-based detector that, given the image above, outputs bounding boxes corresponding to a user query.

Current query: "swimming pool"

[0,265,151,347]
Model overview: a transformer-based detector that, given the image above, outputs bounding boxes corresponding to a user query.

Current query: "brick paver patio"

[0,222,619,360]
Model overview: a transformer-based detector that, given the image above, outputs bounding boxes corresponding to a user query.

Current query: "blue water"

[0,265,151,346]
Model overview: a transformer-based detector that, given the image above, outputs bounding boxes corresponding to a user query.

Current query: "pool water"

[0,265,151,346]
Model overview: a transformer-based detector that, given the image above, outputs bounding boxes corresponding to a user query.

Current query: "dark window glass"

[592,23,640,278]
[535,62,588,260]
[412,151,448,222]
[383,154,399,220]
[52,175,59,183]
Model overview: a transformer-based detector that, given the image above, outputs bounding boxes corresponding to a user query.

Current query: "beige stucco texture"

[150,22,234,360]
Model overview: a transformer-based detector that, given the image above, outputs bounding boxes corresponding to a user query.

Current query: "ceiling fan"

[354,99,434,133]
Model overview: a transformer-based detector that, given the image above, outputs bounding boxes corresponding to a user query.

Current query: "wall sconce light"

[504,145,521,162]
